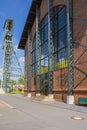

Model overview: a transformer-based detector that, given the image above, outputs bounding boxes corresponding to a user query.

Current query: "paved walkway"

[50,101,87,113]
[0,102,4,108]
[13,94,87,113]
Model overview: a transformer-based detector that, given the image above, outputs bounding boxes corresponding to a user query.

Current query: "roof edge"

[18,0,42,50]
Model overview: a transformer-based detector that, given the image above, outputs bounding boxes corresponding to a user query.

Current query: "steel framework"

[73,1,87,89]
[66,0,87,95]
[36,5,41,94]
[66,0,74,95]
[28,30,32,91]
[1,19,23,91]
[48,0,54,95]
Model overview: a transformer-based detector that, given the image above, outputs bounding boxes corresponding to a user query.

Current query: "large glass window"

[32,5,67,76]
[40,15,48,74]
[32,15,48,76]
[54,5,68,70]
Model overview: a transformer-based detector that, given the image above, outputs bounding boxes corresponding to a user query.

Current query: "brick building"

[18,0,87,104]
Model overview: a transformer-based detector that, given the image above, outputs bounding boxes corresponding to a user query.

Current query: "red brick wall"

[53,0,87,102]
[31,77,36,96]
[24,0,87,103]
[53,69,68,101]
[74,0,87,99]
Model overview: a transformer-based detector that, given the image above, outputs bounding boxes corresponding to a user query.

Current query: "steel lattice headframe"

[1,19,23,92]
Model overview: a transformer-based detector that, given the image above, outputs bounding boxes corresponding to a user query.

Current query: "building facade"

[19,0,87,104]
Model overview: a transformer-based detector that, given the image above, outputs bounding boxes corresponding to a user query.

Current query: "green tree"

[10,80,16,87]
[18,76,24,85]
[0,80,1,86]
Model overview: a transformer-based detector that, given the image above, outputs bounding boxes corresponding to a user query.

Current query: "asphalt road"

[0,94,87,130]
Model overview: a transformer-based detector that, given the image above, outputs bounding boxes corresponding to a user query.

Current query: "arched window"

[54,5,67,70]
[32,5,67,76]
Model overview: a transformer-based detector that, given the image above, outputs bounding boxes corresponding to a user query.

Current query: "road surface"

[0,94,87,130]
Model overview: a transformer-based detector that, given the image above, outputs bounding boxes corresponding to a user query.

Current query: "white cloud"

[19,57,24,63]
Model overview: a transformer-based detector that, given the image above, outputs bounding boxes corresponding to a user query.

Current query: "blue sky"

[0,0,32,79]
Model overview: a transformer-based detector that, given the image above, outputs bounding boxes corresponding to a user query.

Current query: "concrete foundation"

[0,88,5,94]
[43,94,54,102]
[67,95,74,104]
[36,93,41,96]
[27,93,32,98]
